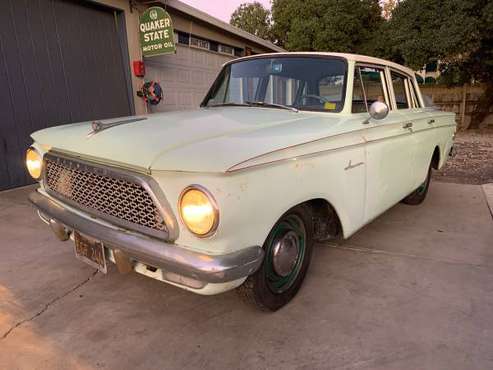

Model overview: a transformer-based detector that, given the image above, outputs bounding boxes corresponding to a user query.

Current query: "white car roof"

[229,52,416,78]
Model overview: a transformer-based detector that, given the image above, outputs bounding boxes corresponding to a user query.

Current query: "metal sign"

[139,6,175,57]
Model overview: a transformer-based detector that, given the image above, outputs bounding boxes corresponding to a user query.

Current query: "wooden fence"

[420,84,493,129]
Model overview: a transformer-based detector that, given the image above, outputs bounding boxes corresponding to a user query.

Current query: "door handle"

[428,119,435,124]
[403,122,413,129]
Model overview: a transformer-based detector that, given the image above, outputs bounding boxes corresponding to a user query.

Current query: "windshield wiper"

[206,102,250,108]
[245,101,299,112]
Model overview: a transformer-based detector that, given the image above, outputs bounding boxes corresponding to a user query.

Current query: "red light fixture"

[133,60,145,77]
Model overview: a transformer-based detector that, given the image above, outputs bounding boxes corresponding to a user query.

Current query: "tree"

[230,2,273,41]
[271,0,383,53]
[375,0,493,128]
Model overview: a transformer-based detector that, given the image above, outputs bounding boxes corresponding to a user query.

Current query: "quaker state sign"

[139,7,175,57]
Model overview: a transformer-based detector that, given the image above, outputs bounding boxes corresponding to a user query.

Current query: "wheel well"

[432,146,440,170]
[303,198,343,242]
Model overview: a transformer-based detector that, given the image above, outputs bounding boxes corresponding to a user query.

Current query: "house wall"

[145,45,234,112]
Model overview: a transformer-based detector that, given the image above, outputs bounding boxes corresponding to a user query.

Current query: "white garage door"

[144,45,234,112]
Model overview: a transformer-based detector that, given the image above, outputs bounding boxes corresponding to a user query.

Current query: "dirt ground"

[433,127,493,185]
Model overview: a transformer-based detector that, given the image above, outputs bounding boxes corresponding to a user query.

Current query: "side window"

[408,80,422,108]
[352,66,388,113]
[391,72,410,109]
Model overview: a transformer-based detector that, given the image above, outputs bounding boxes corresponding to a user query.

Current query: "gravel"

[433,127,493,185]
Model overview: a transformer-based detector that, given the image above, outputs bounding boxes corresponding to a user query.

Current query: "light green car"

[27,53,456,311]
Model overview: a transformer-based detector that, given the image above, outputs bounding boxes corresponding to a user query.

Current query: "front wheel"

[402,164,432,205]
[237,205,314,311]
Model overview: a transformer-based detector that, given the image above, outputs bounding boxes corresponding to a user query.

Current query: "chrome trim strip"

[227,130,412,173]
[87,117,148,137]
[227,122,456,172]
[43,151,179,241]
[29,191,263,284]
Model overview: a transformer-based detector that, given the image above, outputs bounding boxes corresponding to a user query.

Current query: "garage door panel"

[0,2,34,188]
[55,0,98,122]
[28,0,66,129]
[13,1,53,143]
[36,0,73,127]
[146,45,233,112]
[0,40,19,190]
[0,0,133,190]
[87,3,131,119]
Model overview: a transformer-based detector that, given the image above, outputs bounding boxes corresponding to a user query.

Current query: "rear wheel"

[402,164,432,205]
[237,205,314,311]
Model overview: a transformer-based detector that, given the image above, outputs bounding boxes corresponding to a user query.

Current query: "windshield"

[202,57,347,113]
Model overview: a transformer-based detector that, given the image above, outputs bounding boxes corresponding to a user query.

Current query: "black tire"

[402,164,432,205]
[237,205,314,311]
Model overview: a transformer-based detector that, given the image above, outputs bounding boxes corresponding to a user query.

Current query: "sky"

[179,0,272,23]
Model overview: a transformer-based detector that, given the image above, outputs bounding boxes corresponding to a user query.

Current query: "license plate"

[74,232,107,273]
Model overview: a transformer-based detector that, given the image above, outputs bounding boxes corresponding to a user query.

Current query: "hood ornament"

[88,117,147,137]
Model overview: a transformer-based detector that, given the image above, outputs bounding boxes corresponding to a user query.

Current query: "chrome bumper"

[29,191,264,285]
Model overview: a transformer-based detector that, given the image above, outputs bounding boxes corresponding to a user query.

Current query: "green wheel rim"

[417,172,429,195]
[264,214,306,294]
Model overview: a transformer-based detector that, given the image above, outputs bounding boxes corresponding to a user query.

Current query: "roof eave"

[153,0,285,52]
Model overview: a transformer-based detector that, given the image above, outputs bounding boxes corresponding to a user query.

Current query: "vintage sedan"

[27,53,456,311]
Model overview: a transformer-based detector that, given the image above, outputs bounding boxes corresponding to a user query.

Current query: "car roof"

[228,52,416,78]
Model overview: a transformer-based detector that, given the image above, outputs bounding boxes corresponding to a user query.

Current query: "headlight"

[179,185,219,237]
[26,147,43,180]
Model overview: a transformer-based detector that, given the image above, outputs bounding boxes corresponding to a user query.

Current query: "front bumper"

[29,191,264,288]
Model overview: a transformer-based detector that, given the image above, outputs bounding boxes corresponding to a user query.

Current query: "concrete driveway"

[1,182,492,370]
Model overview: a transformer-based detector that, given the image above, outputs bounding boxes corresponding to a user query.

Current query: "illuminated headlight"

[26,147,43,180]
[179,185,219,237]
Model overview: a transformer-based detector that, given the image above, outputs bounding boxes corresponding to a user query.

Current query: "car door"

[353,65,416,221]
[393,71,439,188]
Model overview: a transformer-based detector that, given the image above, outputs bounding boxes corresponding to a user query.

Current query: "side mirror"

[363,101,389,124]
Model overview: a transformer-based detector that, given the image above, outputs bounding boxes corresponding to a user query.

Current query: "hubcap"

[264,214,306,294]
[272,231,300,277]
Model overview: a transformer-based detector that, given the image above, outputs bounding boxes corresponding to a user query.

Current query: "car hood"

[32,107,343,173]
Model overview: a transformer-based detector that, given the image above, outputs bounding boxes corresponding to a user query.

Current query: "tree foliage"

[271,0,383,53]
[373,0,493,127]
[230,2,272,41]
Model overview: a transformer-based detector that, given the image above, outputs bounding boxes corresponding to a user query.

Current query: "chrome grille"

[43,154,167,235]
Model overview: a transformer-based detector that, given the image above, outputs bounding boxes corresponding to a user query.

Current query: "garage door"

[0,0,133,191]
[144,44,234,112]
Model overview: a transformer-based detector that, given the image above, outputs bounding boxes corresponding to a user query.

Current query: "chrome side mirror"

[363,101,389,124]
